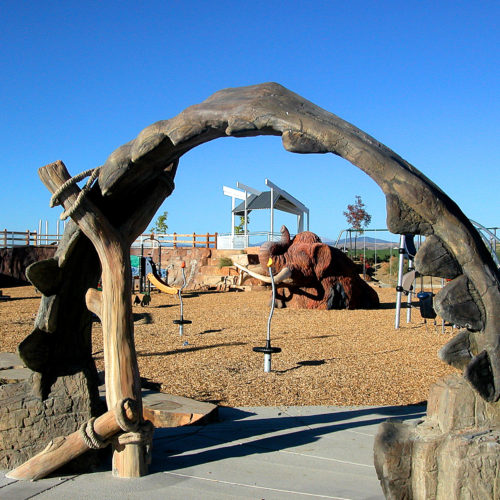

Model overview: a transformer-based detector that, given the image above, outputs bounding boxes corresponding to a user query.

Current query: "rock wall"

[0,246,56,285]
[130,246,250,288]
[0,370,105,470]
[374,374,500,499]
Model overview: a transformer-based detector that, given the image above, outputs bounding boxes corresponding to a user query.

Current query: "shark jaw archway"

[14,83,500,481]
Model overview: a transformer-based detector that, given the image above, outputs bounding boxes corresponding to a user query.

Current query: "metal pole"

[264,262,276,372]
[231,197,235,240]
[363,234,366,280]
[406,255,414,323]
[244,190,248,247]
[270,187,274,238]
[395,235,405,329]
[178,265,188,336]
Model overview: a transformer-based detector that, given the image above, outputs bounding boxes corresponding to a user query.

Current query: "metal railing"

[132,232,218,249]
[216,231,284,249]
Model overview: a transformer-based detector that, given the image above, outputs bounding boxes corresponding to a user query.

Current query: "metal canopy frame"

[223,179,310,238]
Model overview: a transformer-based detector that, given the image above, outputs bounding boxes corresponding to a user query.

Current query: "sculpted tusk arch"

[95,82,500,402]
[9,81,498,486]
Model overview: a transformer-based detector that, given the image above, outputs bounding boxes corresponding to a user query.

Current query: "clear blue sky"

[1,1,498,240]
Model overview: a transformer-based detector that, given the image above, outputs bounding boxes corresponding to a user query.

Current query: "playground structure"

[235,225,380,310]
[252,257,281,372]
[2,83,498,498]
[221,179,309,249]
[172,261,192,336]
[140,256,178,296]
[394,234,442,330]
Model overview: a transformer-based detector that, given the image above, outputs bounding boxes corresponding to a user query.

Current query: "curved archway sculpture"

[8,83,500,490]
[98,81,499,401]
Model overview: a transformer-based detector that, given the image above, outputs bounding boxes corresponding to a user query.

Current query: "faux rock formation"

[1,83,498,491]
[374,374,500,499]
[0,370,105,470]
[236,225,380,309]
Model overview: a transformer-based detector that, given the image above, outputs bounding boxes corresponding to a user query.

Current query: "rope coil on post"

[114,398,140,433]
[78,398,140,450]
[112,398,154,463]
[79,417,108,450]
[49,167,101,220]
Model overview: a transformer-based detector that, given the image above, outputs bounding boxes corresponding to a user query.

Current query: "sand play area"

[1,284,456,407]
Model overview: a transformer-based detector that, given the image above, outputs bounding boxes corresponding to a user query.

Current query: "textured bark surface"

[434,275,484,331]
[414,235,461,279]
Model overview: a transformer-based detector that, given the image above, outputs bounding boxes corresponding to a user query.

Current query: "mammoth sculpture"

[2,82,499,494]
[235,225,380,310]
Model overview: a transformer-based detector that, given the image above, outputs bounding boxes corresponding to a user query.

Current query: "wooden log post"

[38,161,147,478]
[7,400,139,481]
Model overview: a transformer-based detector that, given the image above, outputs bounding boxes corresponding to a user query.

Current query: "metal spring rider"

[173,261,192,335]
[253,258,281,372]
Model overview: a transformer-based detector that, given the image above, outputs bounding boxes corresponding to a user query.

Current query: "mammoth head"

[258,226,326,281]
[257,226,355,284]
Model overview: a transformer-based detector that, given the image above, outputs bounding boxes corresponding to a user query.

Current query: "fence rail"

[1,230,58,247]
[133,233,218,249]
[1,230,218,249]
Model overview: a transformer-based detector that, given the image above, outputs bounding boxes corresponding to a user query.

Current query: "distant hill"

[250,235,397,250]
[322,236,397,250]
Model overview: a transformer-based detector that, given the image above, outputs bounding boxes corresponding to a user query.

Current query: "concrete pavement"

[0,404,425,499]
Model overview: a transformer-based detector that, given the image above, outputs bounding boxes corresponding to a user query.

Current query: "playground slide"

[146,271,178,295]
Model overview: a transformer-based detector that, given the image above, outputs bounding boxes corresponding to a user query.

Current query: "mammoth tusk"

[233,262,293,284]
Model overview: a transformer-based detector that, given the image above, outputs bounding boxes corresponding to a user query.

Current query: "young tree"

[150,211,168,233]
[234,215,250,234]
[343,195,371,257]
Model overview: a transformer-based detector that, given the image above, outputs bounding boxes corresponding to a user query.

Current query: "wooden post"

[26,230,30,245]
[3,229,7,248]
[192,232,196,247]
[7,400,138,481]
[205,232,209,248]
[173,232,177,248]
[38,161,147,478]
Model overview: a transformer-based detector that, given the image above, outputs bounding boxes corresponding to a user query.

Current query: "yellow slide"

[146,271,179,295]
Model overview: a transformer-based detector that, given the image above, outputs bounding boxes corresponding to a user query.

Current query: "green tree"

[150,211,168,233]
[234,215,250,234]
[343,195,371,258]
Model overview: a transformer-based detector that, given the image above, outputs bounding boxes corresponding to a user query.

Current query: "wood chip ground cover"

[0,285,457,407]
